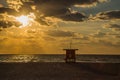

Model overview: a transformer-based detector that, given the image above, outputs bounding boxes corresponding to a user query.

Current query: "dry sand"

[0,62,120,80]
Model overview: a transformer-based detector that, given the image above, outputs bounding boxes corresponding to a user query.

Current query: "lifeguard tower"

[63,49,78,63]
[63,40,78,63]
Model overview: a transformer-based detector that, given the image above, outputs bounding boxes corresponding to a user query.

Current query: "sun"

[16,15,30,27]
[16,13,36,28]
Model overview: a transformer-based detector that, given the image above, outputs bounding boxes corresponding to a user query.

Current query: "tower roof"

[63,49,78,50]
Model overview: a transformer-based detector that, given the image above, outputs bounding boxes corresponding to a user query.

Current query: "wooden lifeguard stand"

[63,49,78,63]
[63,38,78,63]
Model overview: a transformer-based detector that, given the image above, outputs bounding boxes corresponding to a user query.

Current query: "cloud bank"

[5,0,107,22]
[0,0,109,29]
[92,10,120,20]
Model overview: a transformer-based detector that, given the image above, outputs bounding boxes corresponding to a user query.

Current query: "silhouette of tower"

[63,49,78,63]
[63,40,78,63]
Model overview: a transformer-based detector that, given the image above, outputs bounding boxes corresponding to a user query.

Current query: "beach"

[0,62,120,80]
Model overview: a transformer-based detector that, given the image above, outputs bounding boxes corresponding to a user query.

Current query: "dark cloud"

[33,0,106,7]
[58,12,86,21]
[0,4,3,7]
[104,24,120,31]
[0,21,21,28]
[103,32,120,39]
[33,0,107,22]
[17,0,107,22]
[18,2,34,15]
[106,33,120,36]
[35,18,50,26]
[0,0,8,7]
[91,31,107,38]
[0,11,22,28]
[98,39,120,47]
[0,21,13,28]
[0,0,108,28]
[94,10,120,20]
[0,20,21,28]
[0,7,18,16]
[73,36,90,41]
[43,36,56,41]
[115,36,120,38]
[107,24,120,28]
[45,30,75,37]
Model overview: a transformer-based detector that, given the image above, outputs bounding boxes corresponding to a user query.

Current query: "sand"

[0,62,120,80]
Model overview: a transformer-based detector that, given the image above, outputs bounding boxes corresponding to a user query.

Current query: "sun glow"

[16,15,29,27]
[16,13,36,28]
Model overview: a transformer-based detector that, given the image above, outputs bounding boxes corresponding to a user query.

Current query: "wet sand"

[0,62,120,80]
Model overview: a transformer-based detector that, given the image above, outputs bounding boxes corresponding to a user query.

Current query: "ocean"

[0,54,120,63]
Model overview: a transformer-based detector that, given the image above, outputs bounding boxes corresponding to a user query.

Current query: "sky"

[0,0,120,54]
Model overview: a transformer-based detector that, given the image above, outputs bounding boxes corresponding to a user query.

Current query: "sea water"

[0,54,120,63]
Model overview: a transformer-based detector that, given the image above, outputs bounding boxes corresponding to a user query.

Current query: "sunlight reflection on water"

[0,55,38,63]
[0,54,64,63]
[0,54,120,63]
[9,55,36,62]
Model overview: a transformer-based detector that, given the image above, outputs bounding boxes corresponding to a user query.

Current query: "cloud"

[0,14,21,28]
[18,2,34,15]
[45,29,120,48]
[0,7,18,16]
[97,39,120,47]
[115,35,120,38]
[0,0,8,7]
[81,28,120,47]
[87,36,120,47]
[5,0,107,22]
[58,12,86,22]
[45,29,75,37]
[0,26,72,54]
[104,23,120,31]
[90,31,107,38]
[0,4,3,7]
[6,0,23,11]
[0,38,45,54]
[0,21,21,28]
[33,0,107,22]
[93,10,120,20]
[0,0,108,28]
